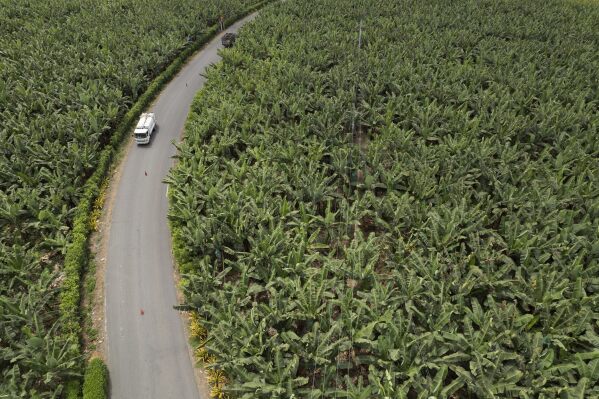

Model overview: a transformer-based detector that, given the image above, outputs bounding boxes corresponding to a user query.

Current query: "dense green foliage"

[0,0,263,396]
[169,0,599,397]
[82,358,108,399]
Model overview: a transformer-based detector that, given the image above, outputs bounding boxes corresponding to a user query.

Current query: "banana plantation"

[0,0,261,396]
[168,0,599,397]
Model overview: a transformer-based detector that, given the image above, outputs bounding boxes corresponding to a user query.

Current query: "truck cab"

[134,113,156,145]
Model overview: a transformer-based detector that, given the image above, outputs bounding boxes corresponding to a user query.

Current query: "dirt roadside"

[84,137,134,361]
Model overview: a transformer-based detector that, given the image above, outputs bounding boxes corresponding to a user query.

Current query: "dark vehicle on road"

[221,32,237,47]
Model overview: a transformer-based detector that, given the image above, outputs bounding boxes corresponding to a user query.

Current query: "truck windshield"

[135,132,147,138]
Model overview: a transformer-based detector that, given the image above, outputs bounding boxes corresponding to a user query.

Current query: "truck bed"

[221,33,237,48]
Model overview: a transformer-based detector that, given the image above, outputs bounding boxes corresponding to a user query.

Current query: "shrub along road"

[104,14,258,399]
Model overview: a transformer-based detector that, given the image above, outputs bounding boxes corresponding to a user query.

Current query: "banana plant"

[168,0,599,397]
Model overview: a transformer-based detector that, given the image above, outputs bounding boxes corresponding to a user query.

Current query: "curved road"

[105,14,257,399]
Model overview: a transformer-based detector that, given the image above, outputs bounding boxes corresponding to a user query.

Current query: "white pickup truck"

[134,113,156,144]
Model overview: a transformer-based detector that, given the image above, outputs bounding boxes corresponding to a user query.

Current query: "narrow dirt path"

[101,14,258,399]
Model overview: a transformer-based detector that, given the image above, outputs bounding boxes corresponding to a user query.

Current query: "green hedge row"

[60,2,273,398]
[82,358,109,399]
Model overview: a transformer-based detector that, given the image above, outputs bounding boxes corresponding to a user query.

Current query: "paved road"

[105,14,257,399]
